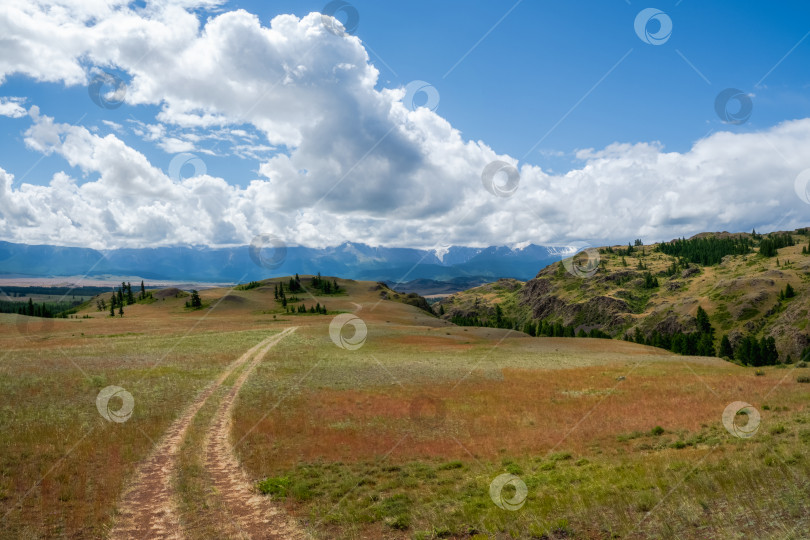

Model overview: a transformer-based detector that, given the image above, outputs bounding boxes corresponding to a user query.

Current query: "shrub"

[797,375,810,383]
[651,426,665,436]
[387,515,410,530]
[257,476,291,497]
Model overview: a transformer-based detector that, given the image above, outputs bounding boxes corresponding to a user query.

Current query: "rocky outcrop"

[519,278,630,333]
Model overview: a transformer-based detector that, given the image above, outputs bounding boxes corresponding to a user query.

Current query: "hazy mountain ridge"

[0,240,559,283]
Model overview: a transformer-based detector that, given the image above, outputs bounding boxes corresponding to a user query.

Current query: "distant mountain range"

[0,241,561,284]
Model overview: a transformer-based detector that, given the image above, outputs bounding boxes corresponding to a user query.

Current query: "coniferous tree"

[657,235,752,265]
[719,335,734,359]
[696,306,713,337]
[563,325,575,338]
[697,334,715,356]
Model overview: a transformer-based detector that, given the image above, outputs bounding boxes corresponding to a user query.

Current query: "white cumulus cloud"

[0,2,808,250]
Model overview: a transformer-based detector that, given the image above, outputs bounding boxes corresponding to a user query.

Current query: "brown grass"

[235,362,809,472]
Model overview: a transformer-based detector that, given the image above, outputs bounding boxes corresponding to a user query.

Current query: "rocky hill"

[436,229,810,361]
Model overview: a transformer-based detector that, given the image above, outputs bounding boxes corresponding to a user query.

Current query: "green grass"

[256,427,810,539]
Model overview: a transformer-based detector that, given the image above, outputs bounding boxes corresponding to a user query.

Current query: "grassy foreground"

[230,283,810,538]
[0,301,283,538]
[1,277,808,538]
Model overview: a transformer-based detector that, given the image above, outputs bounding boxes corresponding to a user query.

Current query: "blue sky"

[1,0,809,249]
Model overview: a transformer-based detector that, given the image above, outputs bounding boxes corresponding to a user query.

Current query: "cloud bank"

[0,0,808,250]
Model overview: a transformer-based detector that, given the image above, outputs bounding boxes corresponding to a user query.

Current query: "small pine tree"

[118,303,124,317]
[785,283,796,298]
[696,306,712,336]
[696,334,715,357]
[719,335,734,359]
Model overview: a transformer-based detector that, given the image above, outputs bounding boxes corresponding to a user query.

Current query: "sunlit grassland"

[0,313,277,539]
[233,324,810,539]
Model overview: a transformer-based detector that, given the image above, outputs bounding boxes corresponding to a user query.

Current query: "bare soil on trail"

[108,328,303,540]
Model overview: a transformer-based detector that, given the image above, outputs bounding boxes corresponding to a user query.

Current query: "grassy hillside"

[437,229,810,362]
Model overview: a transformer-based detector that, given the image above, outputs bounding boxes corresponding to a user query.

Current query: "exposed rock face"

[519,278,630,333]
[666,280,682,291]
[602,270,637,283]
[651,313,694,336]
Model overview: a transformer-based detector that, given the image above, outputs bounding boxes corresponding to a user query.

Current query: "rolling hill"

[436,228,810,362]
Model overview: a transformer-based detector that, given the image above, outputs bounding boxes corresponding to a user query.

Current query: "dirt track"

[108,327,303,539]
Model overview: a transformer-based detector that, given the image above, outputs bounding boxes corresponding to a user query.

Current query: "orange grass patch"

[235,363,808,473]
